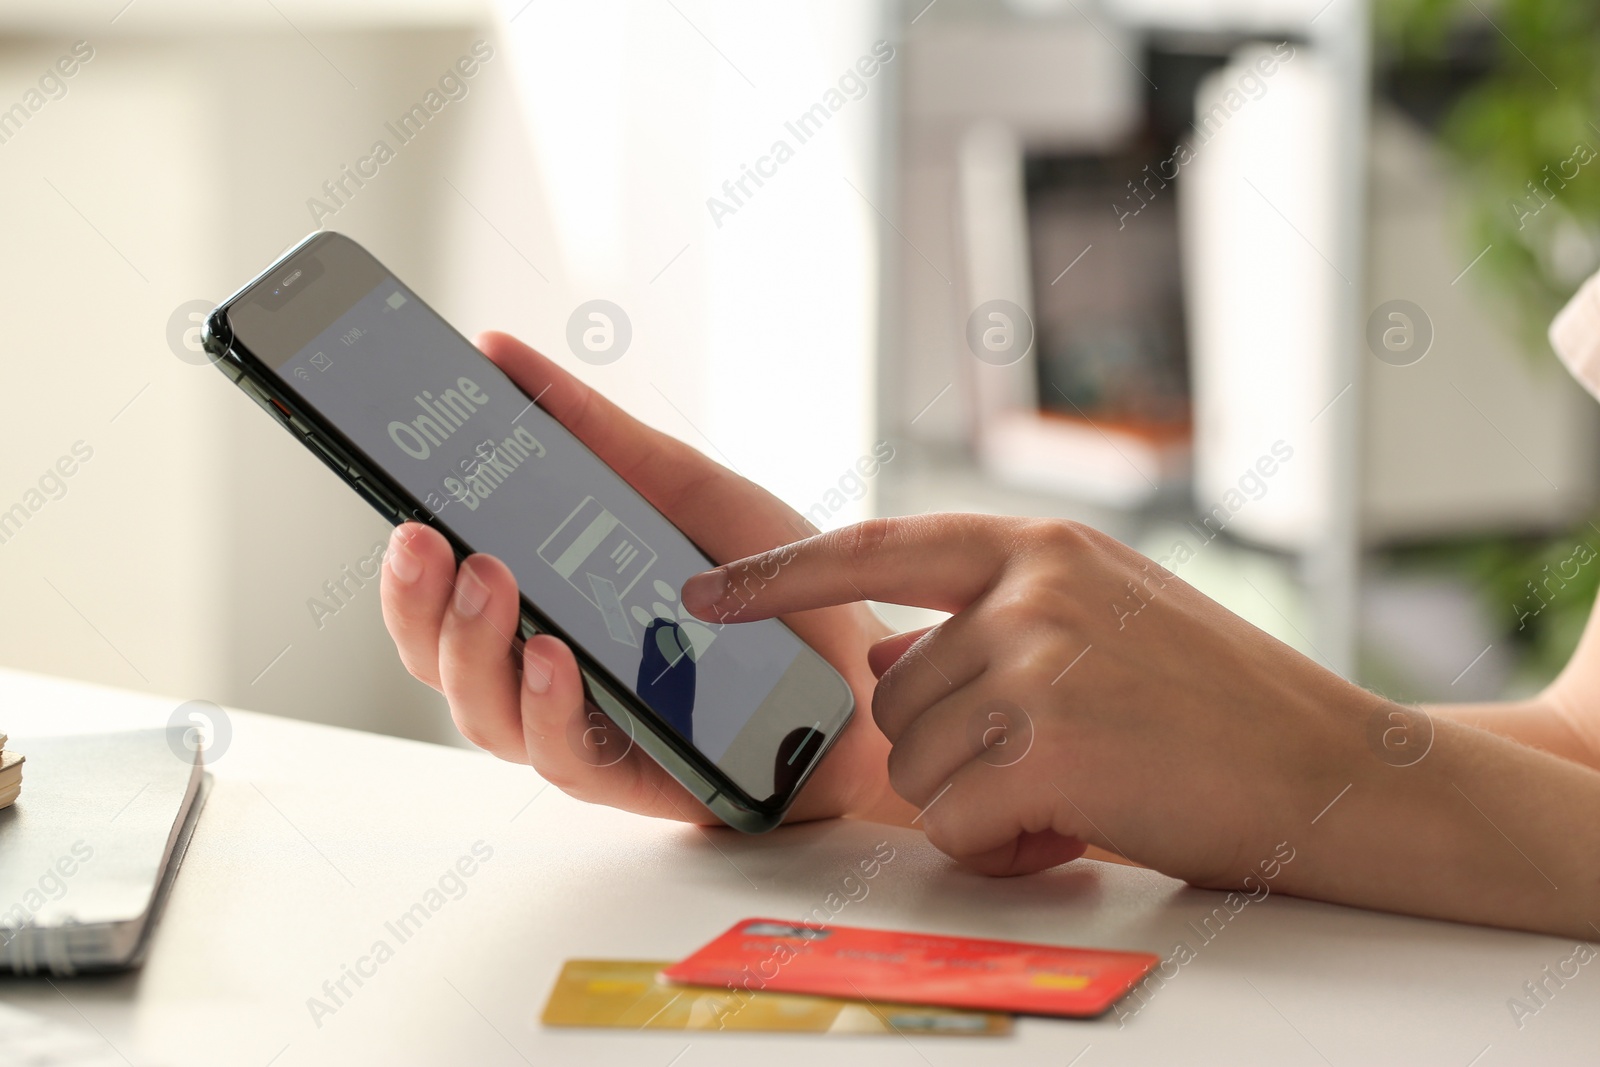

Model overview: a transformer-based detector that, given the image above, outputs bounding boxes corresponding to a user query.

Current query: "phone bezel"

[202,230,854,833]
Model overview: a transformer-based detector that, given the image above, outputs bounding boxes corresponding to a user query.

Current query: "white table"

[0,667,1593,1065]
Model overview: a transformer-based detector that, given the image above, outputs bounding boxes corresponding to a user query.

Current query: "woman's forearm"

[1279,714,1600,939]
[1429,695,1600,771]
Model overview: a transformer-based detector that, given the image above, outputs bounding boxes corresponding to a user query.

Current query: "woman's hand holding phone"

[378,332,914,827]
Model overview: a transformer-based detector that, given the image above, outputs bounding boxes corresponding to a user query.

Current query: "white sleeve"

[1550,270,1600,402]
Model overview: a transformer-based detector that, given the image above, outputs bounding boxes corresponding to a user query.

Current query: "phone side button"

[305,436,349,474]
[350,475,403,523]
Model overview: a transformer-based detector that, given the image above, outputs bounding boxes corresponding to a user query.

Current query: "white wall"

[0,30,501,743]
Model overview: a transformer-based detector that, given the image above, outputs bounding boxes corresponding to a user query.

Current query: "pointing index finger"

[680,514,1015,622]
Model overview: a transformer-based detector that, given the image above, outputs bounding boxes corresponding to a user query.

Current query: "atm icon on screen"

[538,497,657,645]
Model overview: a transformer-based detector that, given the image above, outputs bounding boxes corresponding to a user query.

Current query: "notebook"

[0,728,209,975]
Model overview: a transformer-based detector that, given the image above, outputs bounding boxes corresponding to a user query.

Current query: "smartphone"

[203,232,854,832]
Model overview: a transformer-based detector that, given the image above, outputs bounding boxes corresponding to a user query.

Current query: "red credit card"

[662,918,1160,1019]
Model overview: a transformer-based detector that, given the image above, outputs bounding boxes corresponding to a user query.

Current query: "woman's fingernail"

[524,650,554,694]
[388,530,422,584]
[453,561,489,617]
[681,569,729,617]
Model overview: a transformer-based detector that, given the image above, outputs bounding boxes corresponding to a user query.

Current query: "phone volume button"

[348,473,403,523]
[305,436,348,473]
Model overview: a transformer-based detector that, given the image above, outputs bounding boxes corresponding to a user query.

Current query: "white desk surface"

[0,666,1593,1066]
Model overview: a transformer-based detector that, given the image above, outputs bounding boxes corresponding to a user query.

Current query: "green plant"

[1385,529,1600,688]
[1381,0,1600,348]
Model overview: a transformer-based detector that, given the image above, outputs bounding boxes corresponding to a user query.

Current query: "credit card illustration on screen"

[539,495,657,646]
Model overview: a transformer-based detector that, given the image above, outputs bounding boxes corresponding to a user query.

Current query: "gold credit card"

[541,960,1012,1036]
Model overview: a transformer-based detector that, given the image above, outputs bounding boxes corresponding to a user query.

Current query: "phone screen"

[224,239,849,808]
